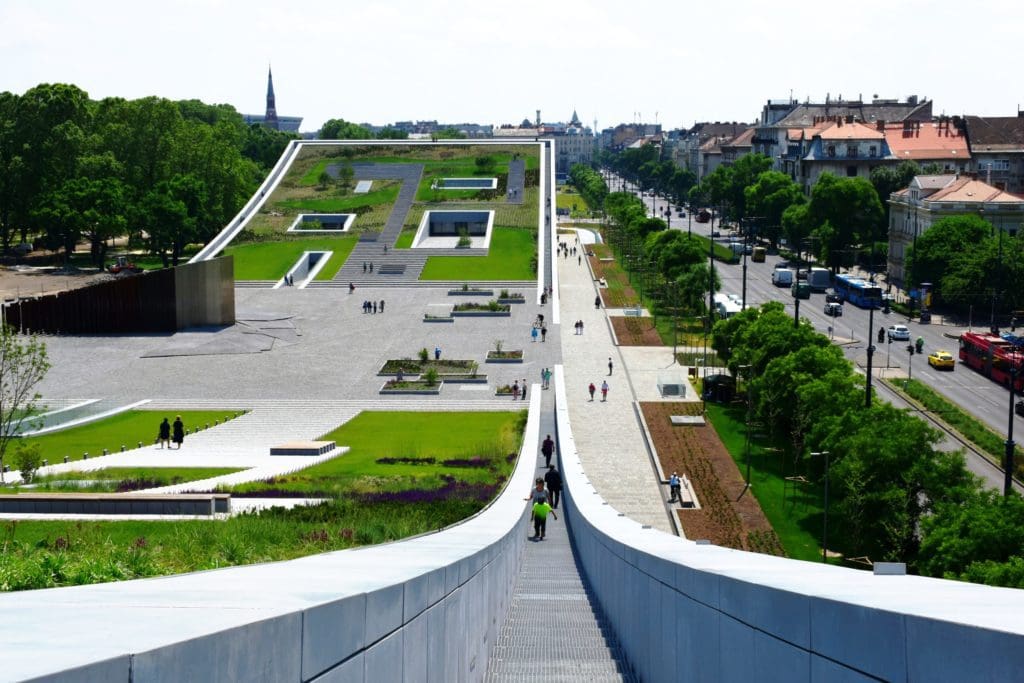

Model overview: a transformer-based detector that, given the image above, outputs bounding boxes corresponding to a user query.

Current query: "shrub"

[418,347,430,363]
[423,368,440,387]
[12,443,42,483]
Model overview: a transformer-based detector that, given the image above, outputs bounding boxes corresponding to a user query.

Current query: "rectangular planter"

[486,353,524,364]
[496,298,526,305]
[451,311,511,318]
[379,381,443,395]
[447,290,494,296]
[423,316,454,323]
[440,375,488,384]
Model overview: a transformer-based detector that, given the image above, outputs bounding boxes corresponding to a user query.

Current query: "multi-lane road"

[605,174,1022,490]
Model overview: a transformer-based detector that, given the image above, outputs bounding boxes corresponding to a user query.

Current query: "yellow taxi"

[927,350,956,370]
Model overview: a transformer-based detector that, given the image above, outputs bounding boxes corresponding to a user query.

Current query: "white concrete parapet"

[0,391,541,681]
[551,364,1024,682]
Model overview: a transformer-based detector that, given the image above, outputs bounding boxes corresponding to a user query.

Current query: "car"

[12,242,32,256]
[1017,399,1024,417]
[888,324,911,342]
[824,302,843,317]
[928,350,956,370]
[710,230,721,238]
[825,289,843,304]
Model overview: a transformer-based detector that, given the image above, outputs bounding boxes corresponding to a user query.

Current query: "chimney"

[876,120,885,131]
[536,110,541,127]
[907,95,918,105]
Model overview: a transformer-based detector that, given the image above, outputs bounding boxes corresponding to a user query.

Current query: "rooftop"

[884,120,969,160]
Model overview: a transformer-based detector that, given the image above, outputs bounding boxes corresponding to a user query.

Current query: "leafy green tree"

[474,155,495,173]
[242,123,298,170]
[744,171,804,248]
[675,263,719,314]
[433,127,467,140]
[336,162,355,192]
[807,173,884,270]
[908,214,995,306]
[320,118,372,140]
[569,164,608,211]
[375,126,408,140]
[870,160,921,222]
[0,326,49,483]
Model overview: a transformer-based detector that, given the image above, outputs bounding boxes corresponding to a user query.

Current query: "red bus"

[959,332,1024,392]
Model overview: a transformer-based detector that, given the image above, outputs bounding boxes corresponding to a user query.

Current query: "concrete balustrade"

[551,365,1024,682]
[0,392,540,681]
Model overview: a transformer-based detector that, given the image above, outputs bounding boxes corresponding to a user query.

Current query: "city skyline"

[2,0,1022,132]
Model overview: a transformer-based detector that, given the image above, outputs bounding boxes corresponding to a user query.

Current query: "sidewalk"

[556,240,675,534]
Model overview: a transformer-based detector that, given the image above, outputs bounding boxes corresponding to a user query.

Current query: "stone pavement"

[485,386,634,682]
[556,234,675,534]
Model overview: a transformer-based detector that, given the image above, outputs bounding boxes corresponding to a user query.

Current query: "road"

[603,171,1022,491]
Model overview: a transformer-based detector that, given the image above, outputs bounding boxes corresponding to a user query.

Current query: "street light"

[1005,366,1018,497]
[865,301,876,408]
[812,450,831,563]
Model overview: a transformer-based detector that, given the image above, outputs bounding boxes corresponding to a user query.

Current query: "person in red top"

[588,382,596,401]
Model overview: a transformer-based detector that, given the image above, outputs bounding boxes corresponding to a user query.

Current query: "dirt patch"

[641,401,784,555]
[0,267,111,300]
[610,317,663,346]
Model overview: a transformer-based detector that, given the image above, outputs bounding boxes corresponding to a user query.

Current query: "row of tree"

[712,302,1024,586]
[600,144,697,207]
[567,164,608,211]
[0,83,300,267]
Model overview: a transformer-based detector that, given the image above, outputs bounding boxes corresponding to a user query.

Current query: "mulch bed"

[641,401,784,555]
[588,255,639,308]
[610,317,663,346]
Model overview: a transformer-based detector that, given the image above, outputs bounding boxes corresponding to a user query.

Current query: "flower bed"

[379,380,442,395]
[379,359,478,376]
[496,289,526,304]
[438,374,488,384]
[486,350,524,363]
[452,301,510,313]
[447,288,494,296]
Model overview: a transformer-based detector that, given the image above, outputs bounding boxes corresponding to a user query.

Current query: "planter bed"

[379,359,478,376]
[439,374,489,384]
[447,289,494,296]
[451,310,511,318]
[423,314,455,323]
[379,380,443,395]
[496,297,526,305]
[486,351,525,364]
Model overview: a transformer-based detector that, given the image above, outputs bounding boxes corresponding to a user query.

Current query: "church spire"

[264,66,279,130]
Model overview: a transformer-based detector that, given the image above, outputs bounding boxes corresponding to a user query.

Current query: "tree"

[474,155,495,173]
[320,118,371,140]
[375,126,408,140]
[0,326,50,483]
[744,171,804,248]
[870,160,920,222]
[646,230,704,280]
[907,214,995,305]
[433,127,467,140]
[807,173,884,270]
[336,162,355,192]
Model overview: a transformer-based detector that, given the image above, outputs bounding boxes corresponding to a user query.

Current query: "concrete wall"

[174,256,235,328]
[0,392,540,682]
[551,366,1024,683]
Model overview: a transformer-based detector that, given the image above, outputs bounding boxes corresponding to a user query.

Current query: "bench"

[0,493,231,516]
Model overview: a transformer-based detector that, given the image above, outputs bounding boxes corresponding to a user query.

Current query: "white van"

[771,269,794,287]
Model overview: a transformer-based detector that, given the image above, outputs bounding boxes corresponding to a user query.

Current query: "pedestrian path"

[485,387,635,682]
[556,237,675,534]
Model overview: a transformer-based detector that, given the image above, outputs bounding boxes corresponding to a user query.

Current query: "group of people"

[540,367,552,390]
[362,300,385,314]
[157,416,185,449]
[510,379,529,401]
[587,381,610,402]
[362,261,374,273]
[526,435,564,540]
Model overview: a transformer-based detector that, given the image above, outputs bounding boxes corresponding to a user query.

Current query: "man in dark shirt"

[544,465,563,509]
[541,434,555,467]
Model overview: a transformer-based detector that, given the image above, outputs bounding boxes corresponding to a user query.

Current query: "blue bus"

[833,274,883,309]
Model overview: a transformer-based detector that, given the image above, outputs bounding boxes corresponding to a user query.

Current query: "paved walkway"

[556,233,675,534]
[485,387,634,682]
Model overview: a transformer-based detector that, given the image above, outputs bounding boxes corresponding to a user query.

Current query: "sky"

[2,0,1022,133]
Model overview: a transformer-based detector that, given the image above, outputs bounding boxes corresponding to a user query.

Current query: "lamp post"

[812,450,831,563]
[1006,366,1018,497]
[865,302,875,408]
[906,344,915,388]
[741,219,749,311]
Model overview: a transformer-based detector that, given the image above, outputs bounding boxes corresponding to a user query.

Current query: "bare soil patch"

[0,267,110,300]
[641,401,784,555]
[610,317,663,346]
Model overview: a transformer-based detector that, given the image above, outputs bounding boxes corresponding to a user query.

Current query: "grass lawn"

[0,411,526,591]
[224,236,358,280]
[556,190,590,217]
[276,184,399,213]
[227,410,525,496]
[16,411,245,465]
[4,467,244,493]
[705,403,826,563]
[419,228,536,281]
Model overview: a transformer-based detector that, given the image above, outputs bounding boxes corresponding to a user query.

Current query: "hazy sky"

[2,0,1021,133]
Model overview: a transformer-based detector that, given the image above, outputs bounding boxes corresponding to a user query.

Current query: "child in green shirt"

[532,500,557,540]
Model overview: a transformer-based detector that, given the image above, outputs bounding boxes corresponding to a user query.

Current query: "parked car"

[825,289,843,304]
[1017,399,1024,417]
[771,269,794,287]
[927,350,956,370]
[888,324,911,342]
[824,302,843,317]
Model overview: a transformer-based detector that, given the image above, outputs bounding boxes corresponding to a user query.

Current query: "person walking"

[595,295,601,309]
[512,380,520,401]
[579,320,584,334]
[362,261,367,273]
[540,367,547,389]
[158,417,171,449]
[172,416,185,449]
[578,255,582,266]
[601,380,609,402]
[608,357,614,375]
[369,262,374,273]
[669,472,681,503]
[379,300,385,313]
[372,301,377,314]
[541,434,555,468]
[544,465,563,509]
[434,346,441,360]
[520,379,527,401]
[531,326,539,343]
[541,326,547,342]
[532,498,557,540]
[588,382,596,401]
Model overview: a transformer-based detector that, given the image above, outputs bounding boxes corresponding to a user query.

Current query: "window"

[846,166,858,177]
[869,146,877,157]
[847,145,858,157]
[827,145,836,158]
